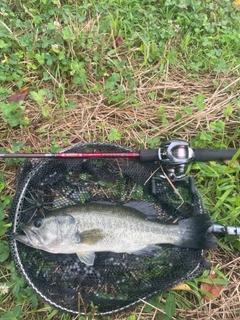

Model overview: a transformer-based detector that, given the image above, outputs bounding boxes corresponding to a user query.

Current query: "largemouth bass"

[14,203,216,266]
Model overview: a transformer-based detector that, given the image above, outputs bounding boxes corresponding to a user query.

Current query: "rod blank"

[0,152,141,159]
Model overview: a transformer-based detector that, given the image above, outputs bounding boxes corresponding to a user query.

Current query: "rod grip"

[193,149,239,162]
[139,149,159,162]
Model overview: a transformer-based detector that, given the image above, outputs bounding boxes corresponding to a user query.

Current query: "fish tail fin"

[178,214,217,250]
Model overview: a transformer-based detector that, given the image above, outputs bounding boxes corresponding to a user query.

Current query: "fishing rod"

[1,140,238,181]
[0,140,238,161]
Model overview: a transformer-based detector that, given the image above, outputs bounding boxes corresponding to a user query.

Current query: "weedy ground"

[0,0,239,319]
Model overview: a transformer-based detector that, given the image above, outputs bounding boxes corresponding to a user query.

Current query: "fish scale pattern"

[9,143,209,315]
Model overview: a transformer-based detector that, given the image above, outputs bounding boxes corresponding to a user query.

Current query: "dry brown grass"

[0,65,239,320]
[1,64,239,155]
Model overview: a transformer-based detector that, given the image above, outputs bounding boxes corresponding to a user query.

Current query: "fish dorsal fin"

[77,251,95,266]
[123,201,157,215]
[79,229,104,245]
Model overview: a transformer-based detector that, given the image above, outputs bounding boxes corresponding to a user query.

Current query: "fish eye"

[33,219,43,228]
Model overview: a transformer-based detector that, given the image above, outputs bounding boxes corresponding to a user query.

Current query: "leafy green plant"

[0,177,12,243]
[49,142,61,153]
[145,137,161,149]
[0,101,25,127]
[1,305,22,320]
[0,240,10,262]
[191,93,205,110]
[0,142,25,166]
[107,128,122,142]
[144,293,176,320]
[30,89,53,117]
[0,263,39,319]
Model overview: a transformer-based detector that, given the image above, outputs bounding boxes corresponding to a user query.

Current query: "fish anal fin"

[80,229,104,245]
[77,251,96,266]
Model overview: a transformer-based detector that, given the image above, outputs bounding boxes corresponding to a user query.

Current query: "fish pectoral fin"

[128,245,162,255]
[77,251,96,266]
[80,229,104,245]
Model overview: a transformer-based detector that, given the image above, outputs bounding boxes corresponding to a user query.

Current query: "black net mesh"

[9,143,210,315]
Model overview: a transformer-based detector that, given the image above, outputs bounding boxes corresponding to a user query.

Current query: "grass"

[0,0,240,319]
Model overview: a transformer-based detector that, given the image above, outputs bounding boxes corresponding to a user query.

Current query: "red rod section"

[57,152,140,158]
[0,152,141,158]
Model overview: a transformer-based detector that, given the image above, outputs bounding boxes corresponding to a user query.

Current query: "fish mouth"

[13,227,43,247]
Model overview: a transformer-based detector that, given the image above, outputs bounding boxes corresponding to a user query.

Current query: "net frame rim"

[9,142,207,316]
